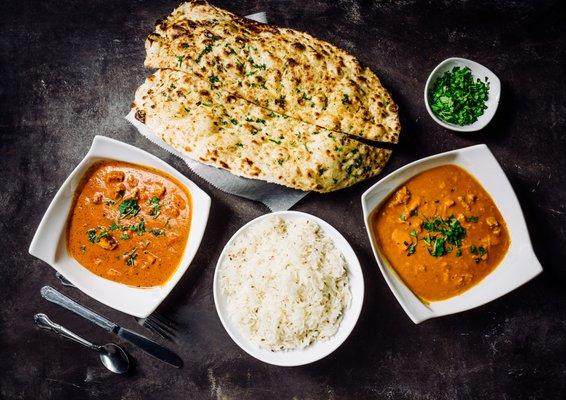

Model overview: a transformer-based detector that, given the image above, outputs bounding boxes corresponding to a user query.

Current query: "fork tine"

[134,317,174,341]
[149,312,175,327]
[150,313,177,329]
[147,321,176,341]
[135,314,179,341]
[147,316,178,337]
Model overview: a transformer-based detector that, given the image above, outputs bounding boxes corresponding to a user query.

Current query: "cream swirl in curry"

[372,165,510,301]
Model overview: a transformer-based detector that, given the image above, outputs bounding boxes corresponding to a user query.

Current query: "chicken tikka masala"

[372,165,510,301]
[67,161,192,287]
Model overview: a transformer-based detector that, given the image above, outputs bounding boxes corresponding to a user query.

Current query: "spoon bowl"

[99,343,130,374]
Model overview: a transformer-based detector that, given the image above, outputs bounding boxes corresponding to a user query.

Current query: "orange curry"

[372,165,510,301]
[67,161,192,287]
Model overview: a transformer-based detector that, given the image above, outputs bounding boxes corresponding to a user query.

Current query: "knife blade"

[40,285,183,368]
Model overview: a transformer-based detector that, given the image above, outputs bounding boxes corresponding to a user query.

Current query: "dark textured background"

[1,1,565,399]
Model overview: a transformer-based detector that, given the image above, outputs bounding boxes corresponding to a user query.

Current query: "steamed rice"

[219,216,351,351]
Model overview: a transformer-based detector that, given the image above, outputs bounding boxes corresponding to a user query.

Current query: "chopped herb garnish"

[129,219,145,235]
[148,197,160,218]
[422,216,466,247]
[109,223,120,231]
[469,244,488,263]
[120,233,131,240]
[175,55,185,68]
[150,228,165,237]
[196,44,213,63]
[400,214,407,221]
[427,236,447,257]
[429,66,490,126]
[125,248,138,266]
[103,198,115,206]
[208,75,220,86]
[407,243,416,256]
[118,199,140,219]
[268,138,282,145]
[422,215,467,257]
[342,94,350,104]
[235,142,243,147]
[80,245,86,254]
[471,245,487,255]
[466,216,479,223]
[409,229,417,237]
[87,227,109,244]
[410,208,418,217]
[87,229,97,243]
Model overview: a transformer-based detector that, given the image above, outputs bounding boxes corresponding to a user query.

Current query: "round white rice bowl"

[219,215,351,352]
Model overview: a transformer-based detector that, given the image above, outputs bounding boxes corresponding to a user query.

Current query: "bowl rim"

[213,210,365,366]
[424,57,501,132]
[361,144,542,323]
[28,135,211,317]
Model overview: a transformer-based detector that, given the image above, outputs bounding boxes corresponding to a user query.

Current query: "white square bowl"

[424,57,501,132]
[361,145,542,323]
[29,135,211,318]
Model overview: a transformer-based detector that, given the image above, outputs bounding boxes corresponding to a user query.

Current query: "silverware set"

[55,272,178,341]
[34,275,183,374]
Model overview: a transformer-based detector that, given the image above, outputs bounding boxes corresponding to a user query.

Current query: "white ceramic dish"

[213,211,364,366]
[29,135,211,318]
[361,144,542,324]
[424,57,501,132]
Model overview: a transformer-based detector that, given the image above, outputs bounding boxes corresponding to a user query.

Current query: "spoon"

[34,313,130,374]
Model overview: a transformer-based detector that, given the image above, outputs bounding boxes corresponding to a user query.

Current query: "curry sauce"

[372,165,510,301]
[67,161,192,287]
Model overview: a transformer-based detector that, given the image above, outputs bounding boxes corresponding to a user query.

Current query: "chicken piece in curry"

[67,161,192,287]
[372,165,510,301]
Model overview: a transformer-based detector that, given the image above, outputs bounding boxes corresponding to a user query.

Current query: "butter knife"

[40,286,183,368]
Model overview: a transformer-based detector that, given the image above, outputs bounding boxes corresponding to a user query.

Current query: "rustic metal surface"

[1,0,565,399]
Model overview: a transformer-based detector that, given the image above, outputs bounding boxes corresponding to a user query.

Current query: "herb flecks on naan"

[132,70,391,192]
[145,0,401,143]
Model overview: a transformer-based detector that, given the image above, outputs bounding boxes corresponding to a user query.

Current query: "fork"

[54,272,178,341]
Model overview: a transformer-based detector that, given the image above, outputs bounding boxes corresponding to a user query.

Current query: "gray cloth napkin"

[126,11,308,212]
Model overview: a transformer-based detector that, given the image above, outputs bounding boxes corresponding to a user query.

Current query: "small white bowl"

[213,211,364,366]
[424,57,501,132]
[29,135,211,318]
[361,144,542,324]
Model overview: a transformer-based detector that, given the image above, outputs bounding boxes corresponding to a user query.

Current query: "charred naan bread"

[132,70,391,192]
[144,1,401,143]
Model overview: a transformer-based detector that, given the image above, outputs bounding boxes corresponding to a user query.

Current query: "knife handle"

[40,286,117,332]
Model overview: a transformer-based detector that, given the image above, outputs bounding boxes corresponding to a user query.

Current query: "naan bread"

[132,69,391,192]
[144,1,401,143]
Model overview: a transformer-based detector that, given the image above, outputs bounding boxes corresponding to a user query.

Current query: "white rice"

[219,216,351,351]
